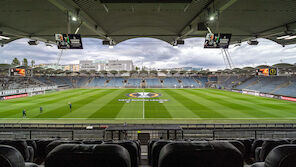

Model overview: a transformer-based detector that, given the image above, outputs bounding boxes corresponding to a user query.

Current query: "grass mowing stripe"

[88,89,133,118]
[204,89,296,109]
[156,89,198,118]
[35,89,114,118]
[61,89,118,118]
[144,89,171,118]
[116,89,143,119]
[0,89,94,118]
[200,89,296,117]
[163,89,226,118]
[0,89,82,111]
[184,89,280,118]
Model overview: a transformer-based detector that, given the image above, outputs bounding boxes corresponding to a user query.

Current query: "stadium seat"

[258,140,290,162]
[228,140,246,157]
[251,139,264,158]
[148,139,159,165]
[151,140,172,167]
[35,139,55,164]
[104,140,139,167]
[255,147,262,162]
[158,141,243,167]
[0,145,38,167]
[0,140,30,162]
[82,140,103,144]
[46,140,82,155]
[45,144,131,167]
[251,145,296,167]
[27,146,34,162]
[26,140,37,159]
[238,139,253,160]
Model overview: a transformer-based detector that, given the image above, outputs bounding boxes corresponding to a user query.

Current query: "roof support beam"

[0,25,56,44]
[48,0,116,44]
[256,21,296,37]
[174,0,239,43]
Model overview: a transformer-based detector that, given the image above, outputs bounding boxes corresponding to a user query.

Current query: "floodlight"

[72,16,77,22]
[276,35,291,40]
[209,16,215,21]
[0,35,10,40]
[285,35,296,40]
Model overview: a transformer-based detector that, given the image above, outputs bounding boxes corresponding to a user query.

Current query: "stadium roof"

[0,0,296,46]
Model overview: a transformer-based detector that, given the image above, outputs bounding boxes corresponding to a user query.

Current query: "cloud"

[0,37,295,70]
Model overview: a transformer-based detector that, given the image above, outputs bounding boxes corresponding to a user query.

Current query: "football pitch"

[1,88,296,124]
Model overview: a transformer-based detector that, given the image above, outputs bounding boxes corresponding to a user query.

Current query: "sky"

[0,37,296,70]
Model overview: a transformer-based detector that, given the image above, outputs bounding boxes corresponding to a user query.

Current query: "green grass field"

[1,88,296,124]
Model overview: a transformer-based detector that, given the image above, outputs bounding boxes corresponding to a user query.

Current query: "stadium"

[0,0,296,167]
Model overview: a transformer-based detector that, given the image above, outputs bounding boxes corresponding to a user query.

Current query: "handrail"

[0,123,295,129]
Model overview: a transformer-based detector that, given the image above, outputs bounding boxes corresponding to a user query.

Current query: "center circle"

[126,92,161,98]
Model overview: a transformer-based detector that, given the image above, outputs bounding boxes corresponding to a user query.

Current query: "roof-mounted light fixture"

[0,32,10,40]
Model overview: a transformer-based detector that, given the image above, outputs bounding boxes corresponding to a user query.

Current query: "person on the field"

[68,102,72,112]
[22,109,26,118]
[40,107,43,113]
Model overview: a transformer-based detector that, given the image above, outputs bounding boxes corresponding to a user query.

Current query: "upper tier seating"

[146,78,161,88]
[234,76,296,97]
[179,77,199,88]
[127,79,142,87]
[106,77,125,87]
[162,78,180,88]
[88,77,106,87]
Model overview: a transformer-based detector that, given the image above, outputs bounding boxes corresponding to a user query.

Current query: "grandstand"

[145,78,162,88]
[1,0,296,166]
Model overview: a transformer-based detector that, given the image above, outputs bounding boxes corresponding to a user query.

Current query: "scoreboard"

[256,68,278,76]
[55,34,83,49]
[204,33,232,49]
[10,68,26,76]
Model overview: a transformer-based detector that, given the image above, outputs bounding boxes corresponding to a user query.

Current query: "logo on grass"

[126,92,161,98]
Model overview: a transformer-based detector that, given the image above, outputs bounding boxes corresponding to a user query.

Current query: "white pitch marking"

[142,89,145,119]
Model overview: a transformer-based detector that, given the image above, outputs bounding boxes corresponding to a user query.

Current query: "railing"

[0,123,295,129]
[0,123,295,141]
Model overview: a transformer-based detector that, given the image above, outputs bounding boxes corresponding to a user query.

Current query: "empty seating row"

[148,138,296,167]
[1,138,296,167]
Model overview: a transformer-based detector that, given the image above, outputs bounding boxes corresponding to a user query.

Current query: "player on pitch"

[68,102,72,112]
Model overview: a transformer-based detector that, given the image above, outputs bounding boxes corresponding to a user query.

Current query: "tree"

[140,70,148,75]
[110,70,118,77]
[170,70,177,76]
[100,70,108,77]
[65,70,72,76]
[179,70,187,76]
[130,70,138,76]
[89,70,97,76]
[160,70,168,75]
[23,58,28,67]
[150,70,158,77]
[187,70,195,77]
[135,67,140,70]
[11,58,20,66]
[31,60,35,67]
[119,70,127,74]
[80,70,89,76]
